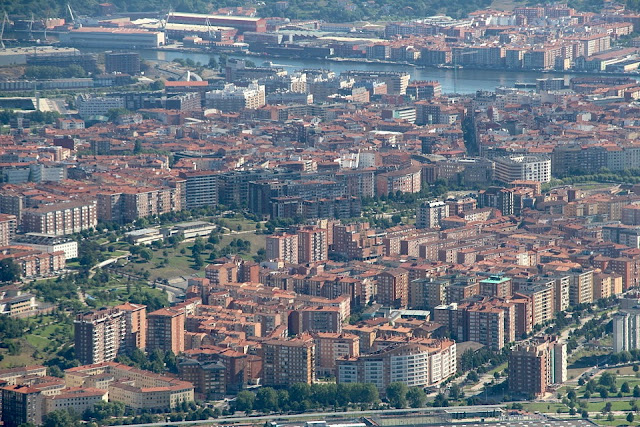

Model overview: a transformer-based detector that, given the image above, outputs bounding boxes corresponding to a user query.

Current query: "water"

[140,49,576,94]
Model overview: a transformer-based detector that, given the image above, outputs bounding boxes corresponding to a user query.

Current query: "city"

[2,1,640,427]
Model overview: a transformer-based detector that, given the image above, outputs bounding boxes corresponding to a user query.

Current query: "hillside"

[6,0,640,23]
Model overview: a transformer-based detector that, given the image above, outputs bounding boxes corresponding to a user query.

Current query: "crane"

[28,13,34,41]
[67,4,76,27]
[0,12,9,49]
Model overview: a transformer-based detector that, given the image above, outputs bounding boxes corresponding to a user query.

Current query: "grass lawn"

[585,401,636,412]
[596,416,638,426]
[217,216,259,232]
[122,229,265,280]
[25,334,50,351]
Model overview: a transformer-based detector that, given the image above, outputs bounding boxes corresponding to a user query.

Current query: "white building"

[494,155,551,183]
[416,200,449,229]
[13,233,78,260]
[76,95,125,118]
[613,310,640,353]
[336,339,456,392]
[205,82,266,112]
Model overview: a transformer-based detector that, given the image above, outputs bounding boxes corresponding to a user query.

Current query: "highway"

[110,404,506,427]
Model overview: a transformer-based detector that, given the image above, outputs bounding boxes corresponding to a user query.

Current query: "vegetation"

[0,109,62,125]
[25,65,87,79]
[232,382,379,413]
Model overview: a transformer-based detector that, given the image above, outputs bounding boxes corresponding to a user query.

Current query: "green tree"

[43,410,80,427]
[628,412,635,423]
[634,385,640,397]
[407,387,426,408]
[622,382,631,394]
[0,258,20,282]
[386,382,408,408]
[255,387,279,412]
[234,390,255,413]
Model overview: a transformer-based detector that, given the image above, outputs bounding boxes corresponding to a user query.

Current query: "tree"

[599,371,616,387]
[407,387,426,408]
[634,385,640,398]
[622,382,631,393]
[0,258,20,282]
[386,382,408,408]
[139,248,153,261]
[43,410,80,427]
[255,387,279,413]
[234,390,255,413]
[467,371,479,382]
[629,412,636,423]
[603,402,612,413]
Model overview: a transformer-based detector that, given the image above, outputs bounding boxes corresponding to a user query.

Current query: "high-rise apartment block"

[74,308,126,365]
[613,309,640,353]
[508,336,567,397]
[416,200,449,229]
[0,385,43,427]
[147,308,185,355]
[265,233,299,264]
[115,302,147,352]
[376,268,409,308]
[297,226,328,263]
[262,334,315,387]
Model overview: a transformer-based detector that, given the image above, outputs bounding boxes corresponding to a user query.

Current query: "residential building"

[266,233,299,263]
[1,385,43,427]
[74,308,126,365]
[376,268,409,308]
[416,200,449,229]
[613,309,640,353]
[297,226,328,263]
[262,334,315,387]
[337,338,456,393]
[494,155,551,183]
[508,336,567,397]
[115,302,147,353]
[147,308,185,355]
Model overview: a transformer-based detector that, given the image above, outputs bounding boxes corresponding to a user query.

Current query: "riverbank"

[147,45,640,80]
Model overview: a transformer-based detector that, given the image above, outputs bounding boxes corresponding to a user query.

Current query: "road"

[111,404,506,427]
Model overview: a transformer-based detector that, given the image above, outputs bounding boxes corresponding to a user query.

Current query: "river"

[139,49,579,94]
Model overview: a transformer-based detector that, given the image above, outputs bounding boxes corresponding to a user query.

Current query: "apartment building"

[479,274,513,299]
[206,82,266,112]
[375,165,422,196]
[337,339,456,393]
[21,200,97,236]
[376,268,409,308]
[569,270,594,306]
[312,332,359,377]
[0,385,43,427]
[0,214,17,246]
[178,358,225,399]
[115,302,147,353]
[297,226,328,263]
[409,277,449,309]
[147,308,185,355]
[613,309,640,353]
[76,94,125,118]
[508,336,567,397]
[262,334,315,387]
[265,233,299,264]
[74,308,126,365]
[416,200,449,229]
[494,155,551,183]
